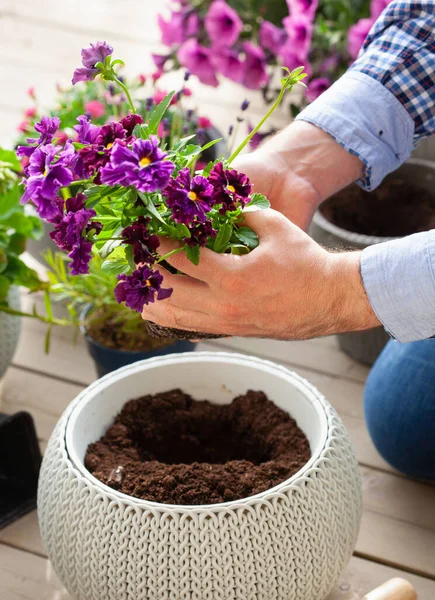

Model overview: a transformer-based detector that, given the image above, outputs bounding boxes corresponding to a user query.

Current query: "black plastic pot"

[309,159,435,366]
[80,306,197,378]
[0,412,41,529]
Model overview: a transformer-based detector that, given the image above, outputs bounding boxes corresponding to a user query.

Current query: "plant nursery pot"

[38,352,362,600]
[309,158,435,366]
[80,305,197,377]
[0,286,21,386]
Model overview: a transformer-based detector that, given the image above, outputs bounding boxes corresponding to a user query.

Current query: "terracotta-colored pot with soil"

[310,159,435,365]
[38,352,362,600]
[80,305,196,377]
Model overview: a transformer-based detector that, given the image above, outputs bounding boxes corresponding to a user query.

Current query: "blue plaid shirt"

[297,0,435,343]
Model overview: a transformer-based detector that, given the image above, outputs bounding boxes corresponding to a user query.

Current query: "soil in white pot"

[85,389,311,505]
[321,181,435,237]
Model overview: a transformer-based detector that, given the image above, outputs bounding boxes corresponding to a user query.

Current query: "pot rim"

[64,352,330,513]
[313,157,435,246]
[79,303,179,356]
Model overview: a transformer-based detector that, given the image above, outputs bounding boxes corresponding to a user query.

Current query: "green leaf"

[213,223,233,253]
[244,193,270,212]
[138,192,167,226]
[230,244,250,255]
[44,324,52,354]
[134,124,150,140]
[0,248,7,273]
[0,183,21,220]
[185,245,200,265]
[0,274,10,301]
[7,232,27,255]
[200,138,223,153]
[5,255,45,291]
[0,148,20,171]
[234,226,259,249]
[44,288,53,322]
[148,91,176,135]
[101,257,130,275]
[98,226,123,259]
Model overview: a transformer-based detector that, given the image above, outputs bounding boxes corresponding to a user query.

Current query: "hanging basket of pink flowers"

[17,42,307,340]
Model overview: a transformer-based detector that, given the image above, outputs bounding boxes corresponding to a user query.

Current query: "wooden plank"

[1,542,435,600]
[0,511,44,557]
[0,544,71,600]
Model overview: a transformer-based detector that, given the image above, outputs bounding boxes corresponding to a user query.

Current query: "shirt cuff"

[295,71,415,190]
[361,230,435,343]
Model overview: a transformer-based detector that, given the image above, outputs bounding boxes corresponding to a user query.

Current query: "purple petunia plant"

[156,0,393,114]
[19,43,307,315]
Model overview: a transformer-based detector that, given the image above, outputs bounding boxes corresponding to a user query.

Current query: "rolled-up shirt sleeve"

[361,231,435,342]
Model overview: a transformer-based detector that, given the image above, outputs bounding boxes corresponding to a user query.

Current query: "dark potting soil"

[85,389,311,505]
[145,320,225,341]
[320,181,435,238]
[86,307,176,352]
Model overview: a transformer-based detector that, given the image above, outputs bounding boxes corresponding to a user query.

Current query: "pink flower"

[286,0,318,20]
[198,116,212,128]
[306,77,330,102]
[280,44,312,78]
[213,48,244,82]
[205,0,243,48]
[85,100,106,119]
[348,18,375,59]
[183,87,192,96]
[283,15,313,57]
[24,107,37,119]
[158,10,199,47]
[259,21,287,55]
[138,74,147,85]
[153,90,177,105]
[17,121,30,133]
[55,129,69,145]
[177,39,219,87]
[27,86,36,99]
[371,0,391,18]
[152,71,163,82]
[240,42,269,90]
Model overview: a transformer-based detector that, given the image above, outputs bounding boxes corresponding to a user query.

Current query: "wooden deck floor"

[0,1,434,598]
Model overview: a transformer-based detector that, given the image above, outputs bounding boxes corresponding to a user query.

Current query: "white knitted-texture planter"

[38,352,362,600]
[0,285,21,380]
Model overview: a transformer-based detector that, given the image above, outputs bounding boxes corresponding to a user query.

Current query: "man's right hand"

[233,121,365,231]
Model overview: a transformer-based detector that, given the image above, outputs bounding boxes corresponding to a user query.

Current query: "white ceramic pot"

[0,285,21,380]
[38,352,362,600]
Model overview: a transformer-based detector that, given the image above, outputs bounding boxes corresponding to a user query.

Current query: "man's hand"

[234,121,364,230]
[142,209,380,339]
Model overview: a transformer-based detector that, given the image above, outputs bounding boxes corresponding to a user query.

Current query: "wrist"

[261,121,364,206]
[326,251,381,334]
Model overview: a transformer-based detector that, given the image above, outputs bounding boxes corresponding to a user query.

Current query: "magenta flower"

[185,219,217,247]
[158,12,187,46]
[85,100,106,119]
[177,39,219,87]
[286,0,318,20]
[72,41,113,85]
[319,53,340,74]
[259,21,287,55]
[164,167,214,225]
[283,15,313,57]
[18,116,61,158]
[213,48,244,82]
[306,77,330,102]
[21,143,75,221]
[205,0,243,48]
[119,114,144,137]
[209,162,252,212]
[371,0,391,18]
[121,216,160,264]
[49,194,101,275]
[101,137,174,193]
[280,43,311,77]
[114,265,173,312]
[240,43,269,90]
[348,18,375,59]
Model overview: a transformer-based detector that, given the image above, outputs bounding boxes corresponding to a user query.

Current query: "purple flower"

[319,53,340,74]
[279,44,311,77]
[286,0,318,21]
[205,0,242,48]
[21,143,75,221]
[283,15,313,57]
[213,48,244,82]
[177,39,219,87]
[306,77,330,102]
[18,116,61,158]
[158,10,199,47]
[74,115,101,145]
[114,265,173,312]
[119,114,144,137]
[240,43,269,90]
[49,194,101,275]
[348,18,375,59]
[209,162,252,212]
[72,41,113,85]
[184,219,217,247]
[122,216,160,264]
[101,136,174,193]
[152,53,170,71]
[259,21,287,55]
[164,167,214,225]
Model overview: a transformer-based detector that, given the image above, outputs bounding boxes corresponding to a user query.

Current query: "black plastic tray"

[0,412,42,529]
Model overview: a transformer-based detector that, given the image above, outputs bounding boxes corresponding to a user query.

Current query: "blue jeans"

[364,339,435,480]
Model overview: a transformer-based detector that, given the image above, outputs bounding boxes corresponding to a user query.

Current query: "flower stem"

[114,77,136,114]
[90,236,124,242]
[227,87,285,164]
[157,247,184,263]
